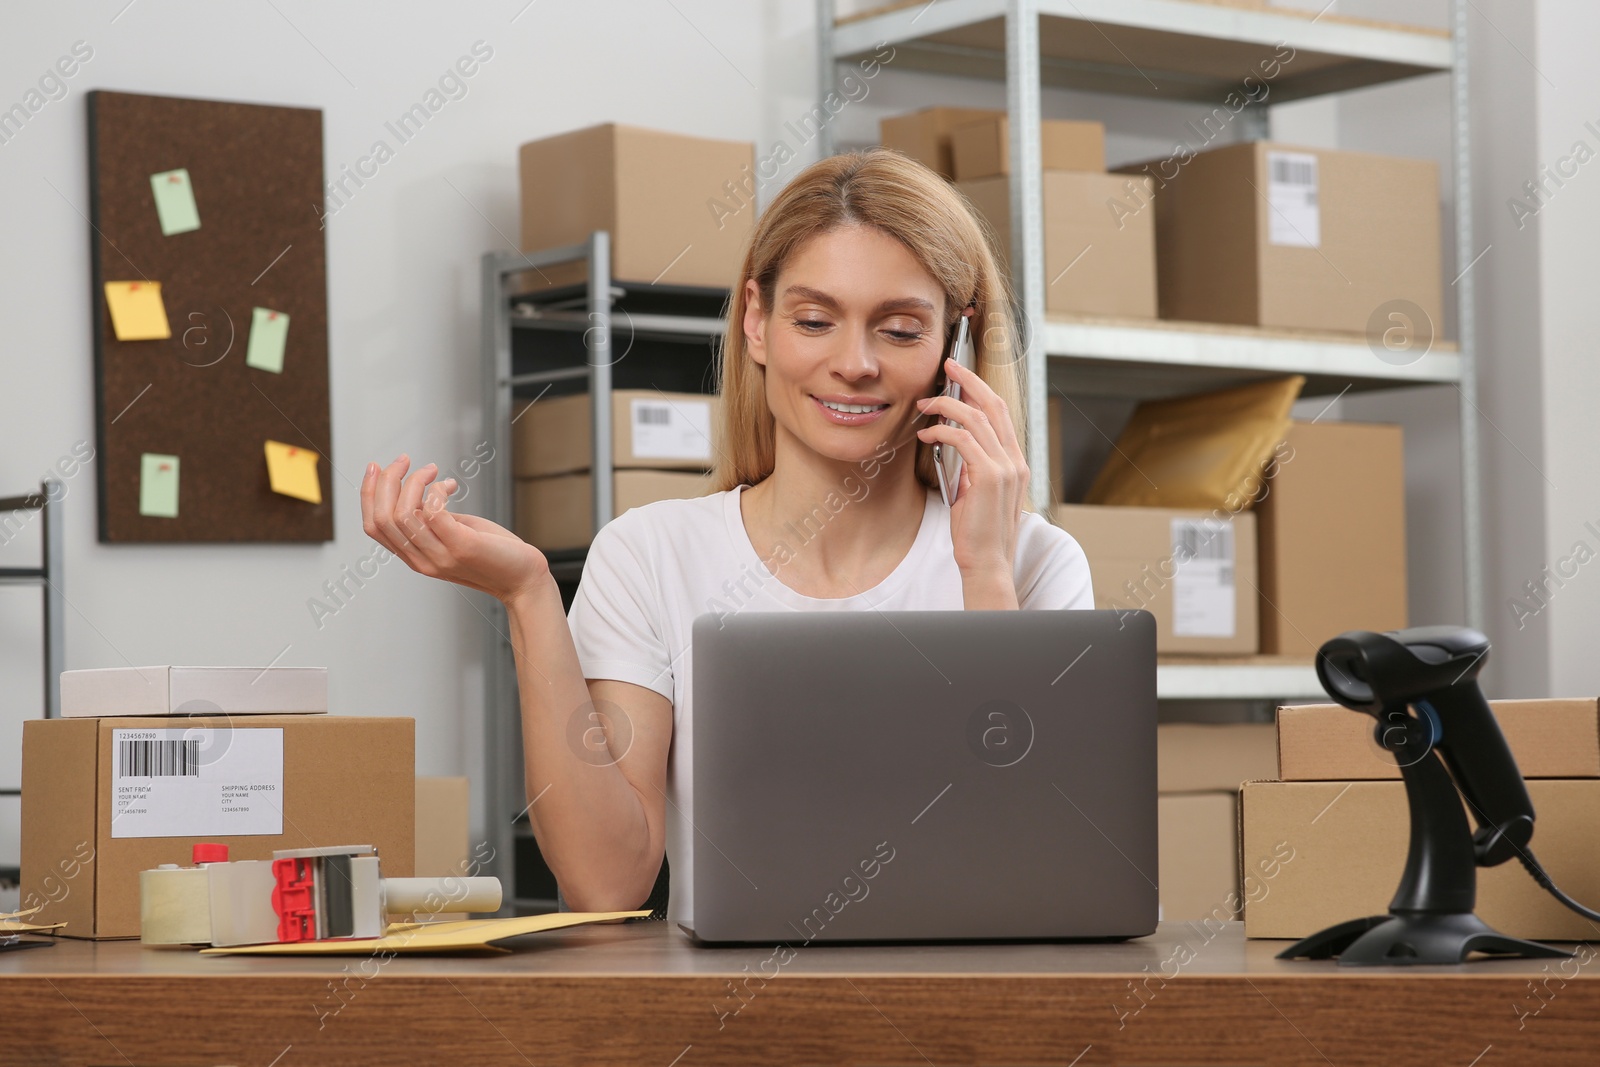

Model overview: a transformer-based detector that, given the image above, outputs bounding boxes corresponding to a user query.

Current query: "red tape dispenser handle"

[271,856,317,942]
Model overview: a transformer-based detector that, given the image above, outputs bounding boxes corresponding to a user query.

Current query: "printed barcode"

[1271,157,1316,187]
[1175,521,1234,562]
[119,739,200,777]
[636,405,671,426]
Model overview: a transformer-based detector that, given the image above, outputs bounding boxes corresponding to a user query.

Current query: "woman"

[360,148,1093,928]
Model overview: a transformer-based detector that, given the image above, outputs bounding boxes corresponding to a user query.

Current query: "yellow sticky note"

[265,440,322,504]
[105,281,171,341]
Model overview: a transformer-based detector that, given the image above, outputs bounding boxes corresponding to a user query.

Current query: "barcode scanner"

[1283,625,1600,966]
[1315,627,1533,867]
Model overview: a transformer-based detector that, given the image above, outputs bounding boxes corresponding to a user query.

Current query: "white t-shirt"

[566,483,1094,927]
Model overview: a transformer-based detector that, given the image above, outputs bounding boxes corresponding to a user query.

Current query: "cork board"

[87,90,332,542]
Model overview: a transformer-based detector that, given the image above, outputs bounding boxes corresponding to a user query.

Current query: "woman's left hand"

[915,355,1030,589]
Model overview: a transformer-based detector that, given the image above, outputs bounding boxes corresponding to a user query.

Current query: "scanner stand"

[1277,712,1570,967]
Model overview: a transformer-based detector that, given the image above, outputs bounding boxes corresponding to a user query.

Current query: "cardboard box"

[21,715,414,939]
[513,390,719,478]
[415,776,470,877]
[1054,504,1258,654]
[960,172,1157,319]
[880,107,1005,179]
[1122,141,1442,333]
[1241,779,1600,941]
[415,776,472,921]
[1277,699,1600,782]
[516,469,714,550]
[1257,421,1406,658]
[1159,722,1279,793]
[62,666,327,717]
[949,115,1105,180]
[518,123,753,289]
[1160,793,1240,921]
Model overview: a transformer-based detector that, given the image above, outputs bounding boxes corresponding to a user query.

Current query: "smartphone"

[932,310,975,508]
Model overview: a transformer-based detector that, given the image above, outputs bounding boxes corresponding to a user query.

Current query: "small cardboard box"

[880,106,1005,179]
[61,665,327,717]
[1257,421,1406,658]
[518,123,754,289]
[513,391,720,478]
[1121,141,1442,334]
[1159,722,1279,793]
[1054,504,1258,654]
[960,172,1157,319]
[1277,699,1600,782]
[1241,778,1600,941]
[949,115,1105,180]
[1156,724,1278,922]
[21,715,414,939]
[415,776,472,921]
[516,469,714,551]
[415,776,470,878]
[1159,792,1240,921]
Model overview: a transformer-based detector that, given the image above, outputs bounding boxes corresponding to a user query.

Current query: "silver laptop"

[685,608,1158,945]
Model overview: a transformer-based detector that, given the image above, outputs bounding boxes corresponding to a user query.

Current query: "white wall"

[1530,2,1600,696]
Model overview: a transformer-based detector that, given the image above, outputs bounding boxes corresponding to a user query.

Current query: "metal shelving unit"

[820,0,1479,702]
[1,482,66,891]
[479,234,725,913]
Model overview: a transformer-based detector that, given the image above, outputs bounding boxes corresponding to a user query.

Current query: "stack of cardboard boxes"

[1054,401,1410,661]
[1157,722,1279,921]
[882,107,1158,320]
[512,390,720,550]
[1242,699,1600,941]
[20,667,415,939]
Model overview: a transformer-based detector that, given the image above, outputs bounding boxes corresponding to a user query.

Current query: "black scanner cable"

[1517,851,1600,926]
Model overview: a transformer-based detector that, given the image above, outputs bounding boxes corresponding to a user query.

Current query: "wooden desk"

[6,920,1597,1065]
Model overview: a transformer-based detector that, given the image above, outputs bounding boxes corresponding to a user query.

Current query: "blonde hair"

[710,148,1032,511]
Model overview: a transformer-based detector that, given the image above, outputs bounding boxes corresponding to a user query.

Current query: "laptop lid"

[688,608,1158,944]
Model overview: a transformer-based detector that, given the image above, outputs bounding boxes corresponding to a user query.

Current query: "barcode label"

[1171,518,1238,638]
[118,738,199,777]
[1267,150,1320,248]
[111,728,284,839]
[1174,520,1233,562]
[1271,156,1316,187]
[630,397,713,462]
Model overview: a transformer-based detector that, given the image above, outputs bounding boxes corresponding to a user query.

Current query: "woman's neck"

[739,441,928,598]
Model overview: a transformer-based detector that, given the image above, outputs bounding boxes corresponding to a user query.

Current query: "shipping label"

[630,397,713,461]
[1171,518,1237,638]
[110,728,284,838]
[1267,150,1320,248]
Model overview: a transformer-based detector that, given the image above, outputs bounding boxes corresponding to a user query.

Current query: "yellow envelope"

[264,440,322,504]
[198,909,652,955]
[1,907,66,933]
[105,280,171,341]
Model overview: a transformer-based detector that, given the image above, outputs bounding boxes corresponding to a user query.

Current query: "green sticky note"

[150,168,200,235]
[139,453,180,518]
[246,307,290,373]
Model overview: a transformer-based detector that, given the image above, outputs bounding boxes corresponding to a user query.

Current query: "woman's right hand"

[361,454,550,604]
